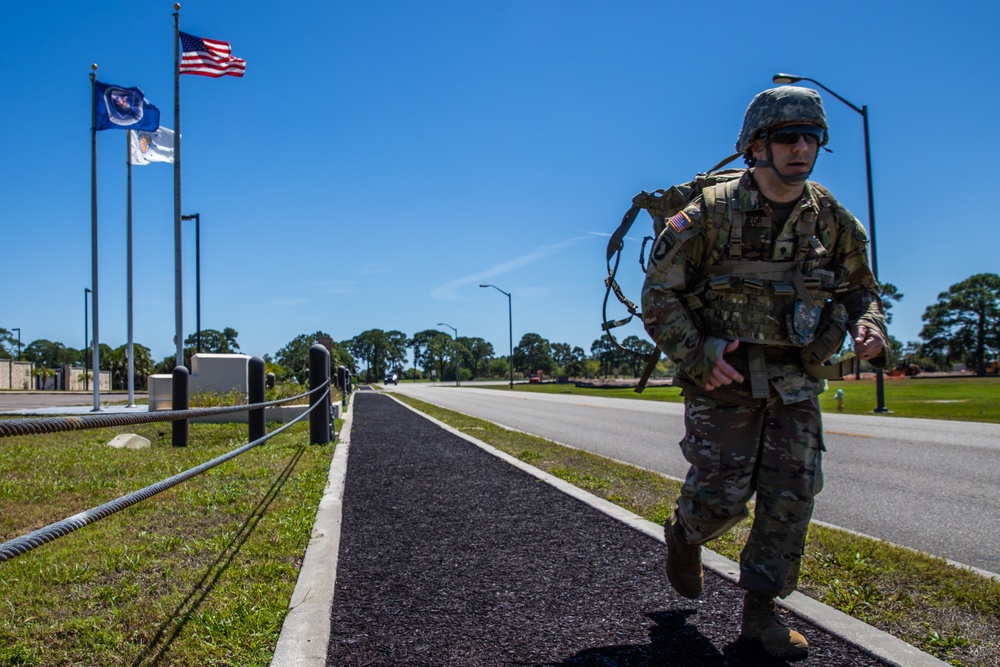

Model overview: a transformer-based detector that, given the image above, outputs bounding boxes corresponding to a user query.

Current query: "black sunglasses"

[769,130,822,145]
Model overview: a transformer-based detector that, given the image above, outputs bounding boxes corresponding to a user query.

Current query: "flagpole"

[126,131,135,407]
[173,4,184,369]
[90,65,102,412]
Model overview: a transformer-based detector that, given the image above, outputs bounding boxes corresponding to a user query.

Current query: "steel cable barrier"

[0,387,328,564]
[0,393,307,438]
[0,345,342,565]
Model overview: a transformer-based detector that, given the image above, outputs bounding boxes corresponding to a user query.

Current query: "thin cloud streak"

[270,297,310,307]
[431,236,592,301]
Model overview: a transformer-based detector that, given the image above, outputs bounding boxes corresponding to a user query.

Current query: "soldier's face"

[753,131,819,177]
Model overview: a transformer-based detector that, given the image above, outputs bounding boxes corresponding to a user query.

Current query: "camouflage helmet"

[736,86,828,154]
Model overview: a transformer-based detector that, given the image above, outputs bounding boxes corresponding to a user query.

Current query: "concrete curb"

[388,395,950,667]
[269,401,354,667]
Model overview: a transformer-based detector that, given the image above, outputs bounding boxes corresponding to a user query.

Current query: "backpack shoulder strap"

[808,181,841,221]
[702,174,744,261]
[806,180,842,251]
[708,152,744,173]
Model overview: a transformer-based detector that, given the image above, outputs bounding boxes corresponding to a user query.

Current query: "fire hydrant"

[835,389,844,411]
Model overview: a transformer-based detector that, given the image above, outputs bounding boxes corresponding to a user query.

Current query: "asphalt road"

[387,383,1000,576]
[0,391,143,411]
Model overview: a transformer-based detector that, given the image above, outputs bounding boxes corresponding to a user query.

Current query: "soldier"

[640,86,887,658]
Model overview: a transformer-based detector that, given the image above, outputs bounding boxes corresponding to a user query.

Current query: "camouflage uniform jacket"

[641,170,886,405]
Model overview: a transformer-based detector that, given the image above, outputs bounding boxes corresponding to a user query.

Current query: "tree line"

[346,328,661,383]
[0,324,654,389]
[2,272,998,388]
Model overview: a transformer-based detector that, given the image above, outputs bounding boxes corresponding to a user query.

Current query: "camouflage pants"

[674,393,824,598]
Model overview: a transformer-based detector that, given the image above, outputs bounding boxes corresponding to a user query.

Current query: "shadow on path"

[549,609,805,666]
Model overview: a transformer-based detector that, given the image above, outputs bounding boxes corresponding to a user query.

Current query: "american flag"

[179,31,246,78]
[667,211,691,233]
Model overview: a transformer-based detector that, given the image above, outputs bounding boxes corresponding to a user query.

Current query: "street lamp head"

[85,287,92,294]
[481,283,510,297]
[770,73,863,116]
[437,322,457,336]
[772,73,803,85]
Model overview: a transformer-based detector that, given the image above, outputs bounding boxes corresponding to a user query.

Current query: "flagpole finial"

[174,3,180,10]
[91,63,98,71]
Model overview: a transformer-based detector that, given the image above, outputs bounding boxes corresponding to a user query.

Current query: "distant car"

[385,373,398,385]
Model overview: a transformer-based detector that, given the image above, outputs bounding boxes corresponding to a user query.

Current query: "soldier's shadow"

[546,609,797,666]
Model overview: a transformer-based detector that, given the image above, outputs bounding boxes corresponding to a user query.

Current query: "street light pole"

[772,73,888,413]
[437,322,459,386]
[84,288,91,392]
[181,213,201,353]
[9,327,20,390]
[480,284,514,389]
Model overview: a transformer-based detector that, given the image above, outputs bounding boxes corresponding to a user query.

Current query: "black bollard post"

[266,372,275,389]
[249,356,266,442]
[309,344,331,445]
[172,366,189,447]
[337,365,348,407]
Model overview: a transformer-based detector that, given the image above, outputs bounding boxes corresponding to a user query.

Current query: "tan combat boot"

[741,590,809,658]
[665,513,702,599]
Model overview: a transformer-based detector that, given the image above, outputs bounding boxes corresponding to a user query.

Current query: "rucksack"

[602,153,743,393]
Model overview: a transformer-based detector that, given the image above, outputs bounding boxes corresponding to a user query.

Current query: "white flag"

[129,127,175,165]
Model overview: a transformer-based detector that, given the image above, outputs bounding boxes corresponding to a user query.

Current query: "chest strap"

[705,259,832,309]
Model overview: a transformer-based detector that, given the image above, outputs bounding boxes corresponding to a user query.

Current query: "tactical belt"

[804,354,858,380]
[745,346,857,399]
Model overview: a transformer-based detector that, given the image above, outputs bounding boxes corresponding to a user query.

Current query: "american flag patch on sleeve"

[667,211,691,232]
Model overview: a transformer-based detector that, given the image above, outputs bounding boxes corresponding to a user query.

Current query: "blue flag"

[94,81,160,131]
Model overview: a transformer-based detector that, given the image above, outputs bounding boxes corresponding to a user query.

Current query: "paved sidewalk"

[274,390,946,666]
[0,393,147,416]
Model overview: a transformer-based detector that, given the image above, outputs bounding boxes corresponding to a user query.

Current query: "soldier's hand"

[852,324,885,361]
[704,339,744,390]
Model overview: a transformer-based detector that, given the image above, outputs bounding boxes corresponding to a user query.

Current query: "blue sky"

[3,1,998,365]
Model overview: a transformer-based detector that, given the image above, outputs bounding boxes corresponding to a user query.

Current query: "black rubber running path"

[327,390,886,666]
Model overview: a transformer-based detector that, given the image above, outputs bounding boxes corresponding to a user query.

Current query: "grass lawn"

[0,420,333,667]
[823,376,1000,422]
[491,376,1000,423]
